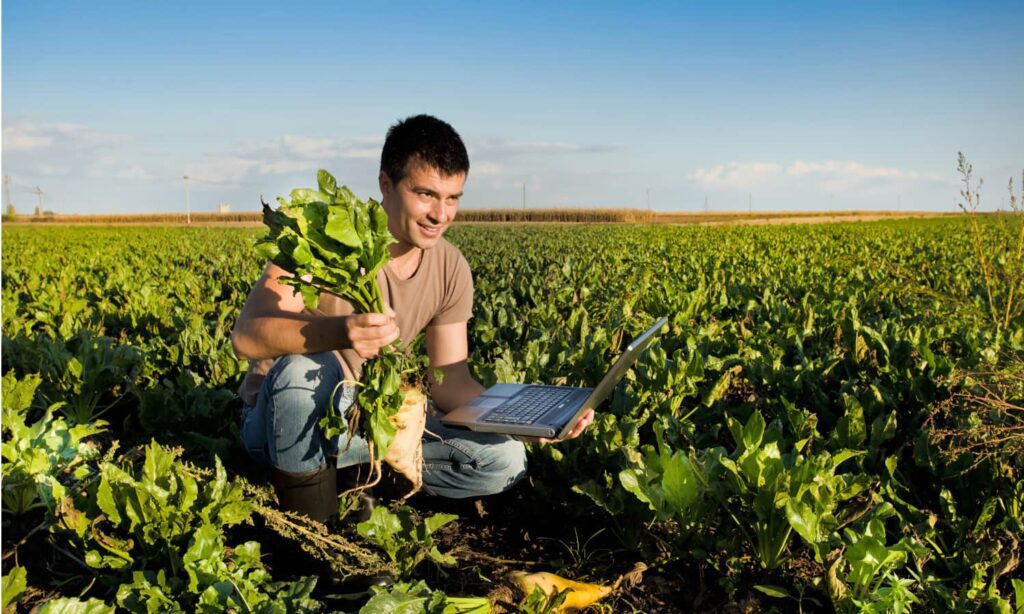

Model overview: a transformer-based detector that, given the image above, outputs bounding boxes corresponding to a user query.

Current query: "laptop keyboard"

[482,386,576,425]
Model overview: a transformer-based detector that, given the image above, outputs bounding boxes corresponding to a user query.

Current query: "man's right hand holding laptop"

[527,408,595,444]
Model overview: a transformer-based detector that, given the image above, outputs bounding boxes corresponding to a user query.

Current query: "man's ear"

[378,171,393,197]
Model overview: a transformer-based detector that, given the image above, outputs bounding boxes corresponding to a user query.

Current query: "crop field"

[2,218,1023,612]
[3,208,950,226]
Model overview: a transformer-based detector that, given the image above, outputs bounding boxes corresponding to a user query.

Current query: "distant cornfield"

[4,208,951,225]
[9,212,265,224]
[457,208,656,223]
[5,209,659,224]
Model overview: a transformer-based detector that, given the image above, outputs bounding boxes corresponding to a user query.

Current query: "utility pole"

[522,183,526,209]
[704,195,708,213]
[3,176,11,211]
[183,176,192,224]
[646,188,651,210]
[897,194,901,211]
[748,192,752,213]
[33,187,44,215]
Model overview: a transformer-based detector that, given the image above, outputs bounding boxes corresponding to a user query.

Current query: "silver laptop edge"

[553,315,668,438]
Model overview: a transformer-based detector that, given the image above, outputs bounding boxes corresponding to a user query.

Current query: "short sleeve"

[430,247,474,326]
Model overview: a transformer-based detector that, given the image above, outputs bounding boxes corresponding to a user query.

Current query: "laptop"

[441,316,668,438]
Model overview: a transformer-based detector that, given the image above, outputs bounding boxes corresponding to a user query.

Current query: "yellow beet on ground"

[512,571,613,612]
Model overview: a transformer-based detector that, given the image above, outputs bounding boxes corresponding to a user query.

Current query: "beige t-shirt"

[238,237,473,407]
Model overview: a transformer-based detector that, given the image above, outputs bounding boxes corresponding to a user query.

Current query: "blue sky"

[3,1,1022,214]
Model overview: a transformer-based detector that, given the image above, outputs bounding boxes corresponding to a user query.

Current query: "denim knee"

[260,352,345,472]
[421,418,528,498]
[483,438,528,494]
[265,352,344,399]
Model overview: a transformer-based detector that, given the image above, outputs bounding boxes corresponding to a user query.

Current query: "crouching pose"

[231,115,592,523]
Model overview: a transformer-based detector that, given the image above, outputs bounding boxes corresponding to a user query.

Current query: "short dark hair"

[380,115,469,184]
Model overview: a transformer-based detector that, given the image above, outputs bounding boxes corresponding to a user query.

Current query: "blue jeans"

[240,352,527,499]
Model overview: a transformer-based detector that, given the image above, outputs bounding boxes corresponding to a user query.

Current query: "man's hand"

[344,309,399,359]
[533,408,595,445]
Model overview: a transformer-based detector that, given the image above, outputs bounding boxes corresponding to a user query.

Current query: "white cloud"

[235,135,383,161]
[275,135,337,159]
[473,139,623,160]
[692,159,948,192]
[187,135,619,186]
[184,156,261,184]
[2,119,147,181]
[191,135,384,184]
[693,162,785,189]
[472,162,502,176]
[3,120,127,153]
[4,129,53,151]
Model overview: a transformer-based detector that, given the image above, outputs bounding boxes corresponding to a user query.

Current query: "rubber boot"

[269,464,338,524]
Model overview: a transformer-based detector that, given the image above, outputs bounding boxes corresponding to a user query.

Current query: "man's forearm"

[429,367,485,413]
[231,313,348,361]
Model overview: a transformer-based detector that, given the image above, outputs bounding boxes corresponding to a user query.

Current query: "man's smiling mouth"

[418,221,442,236]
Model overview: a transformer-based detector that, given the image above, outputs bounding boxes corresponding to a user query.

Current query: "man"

[231,115,593,523]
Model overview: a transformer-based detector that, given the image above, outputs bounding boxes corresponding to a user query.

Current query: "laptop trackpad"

[484,383,522,397]
[474,397,506,409]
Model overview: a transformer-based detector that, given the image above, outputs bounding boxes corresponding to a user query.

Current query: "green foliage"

[34,597,116,613]
[1,226,250,443]
[709,410,868,569]
[987,578,1024,614]
[4,216,1024,609]
[112,538,320,613]
[956,154,1024,331]
[51,441,318,612]
[16,330,142,425]
[1,371,105,517]
[518,586,569,614]
[256,169,412,457]
[357,505,458,579]
[256,169,393,314]
[618,443,702,523]
[135,369,236,433]
[2,566,27,610]
[361,580,490,614]
[55,441,250,567]
[830,518,925,613]
[2,370,41,422]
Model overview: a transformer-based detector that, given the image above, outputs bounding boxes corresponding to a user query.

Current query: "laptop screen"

[581,316,668,409]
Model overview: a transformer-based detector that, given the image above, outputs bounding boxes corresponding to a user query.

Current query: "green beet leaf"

[317,169,337,195]
[2,566,27,610]
[34,597,116,614]
[256,169,410,460]
[325,205,362,249]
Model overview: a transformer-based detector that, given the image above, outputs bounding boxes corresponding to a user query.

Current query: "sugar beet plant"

[4,185,1024,611]
[447,213,1024,610]
[51,442,321,612]
[256,170,413,465]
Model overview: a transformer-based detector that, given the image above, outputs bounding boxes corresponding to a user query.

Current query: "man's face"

[379,161,465,251]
